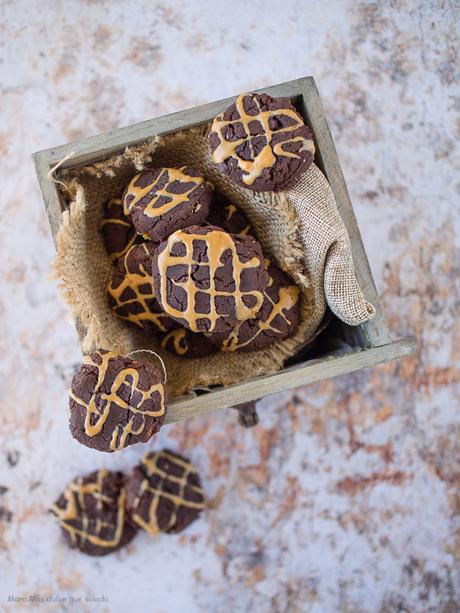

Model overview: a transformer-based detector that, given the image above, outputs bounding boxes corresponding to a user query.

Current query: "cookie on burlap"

[123,166,213,242]
[51,469,138,555]
[100,197,139,261]
[108,242,177,334]
[159,327,218,359]
[152,225,269,335]
[210,260,301,352]
[125,450,206,535]
[209,92,315,192]
[69,351,166,452]
[207,200,253,236]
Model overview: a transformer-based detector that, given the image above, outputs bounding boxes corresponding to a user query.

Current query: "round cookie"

[152,225,269,335]
[100,197,139,261]
[207,200,253,236]
[123,166,213,242]
[69,351,166,452]
[51,469,137,556]
[210,261,301,352]
[108,241,177,334]
[209,92,315,192]
[125,450,206,535]
[159,327,218,359]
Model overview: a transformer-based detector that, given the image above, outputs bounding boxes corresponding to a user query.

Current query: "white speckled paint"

[0,1,459,611]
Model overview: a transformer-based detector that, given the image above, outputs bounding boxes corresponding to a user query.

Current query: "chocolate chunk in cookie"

[209,93,315,192]
[69,351,166,452]
[152,225,269,334]
[207,200,253,236]
[108,242,177,334]
[100,197,139,261]
[51,469,137,555]
[125,450,206,535]
[123,166,213,242]
[159,327,218,359]
[210,261,301,352]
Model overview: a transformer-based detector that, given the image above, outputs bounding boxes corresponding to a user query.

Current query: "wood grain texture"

[165,337,416,423]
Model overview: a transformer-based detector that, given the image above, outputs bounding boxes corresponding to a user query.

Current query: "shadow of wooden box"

[33,77,416,424]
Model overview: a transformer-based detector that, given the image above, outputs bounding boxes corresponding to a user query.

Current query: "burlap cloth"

[54,123,375,398]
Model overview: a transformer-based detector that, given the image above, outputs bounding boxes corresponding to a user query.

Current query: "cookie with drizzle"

[69,351,166,452]
[209,92,315,192]
[125,450,206,535]
[51,469,137,555]
[123,166,213,242]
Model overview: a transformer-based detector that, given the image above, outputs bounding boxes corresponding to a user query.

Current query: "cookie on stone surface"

[123,166,213,242]
[51,469,137,556]
[207,200,253,236]
[108,242,177,334]
[209,92,315,192]
[159,327,218,359]
[152,225,269,335]
[100,197,138,261]
[210,261,301,352]
[69,351,166,452]
[125,450,206,535]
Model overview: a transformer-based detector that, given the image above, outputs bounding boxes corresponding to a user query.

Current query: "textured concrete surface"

[1,1,459,611]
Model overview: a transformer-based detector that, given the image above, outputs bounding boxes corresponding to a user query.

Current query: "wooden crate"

[33,77,416,424]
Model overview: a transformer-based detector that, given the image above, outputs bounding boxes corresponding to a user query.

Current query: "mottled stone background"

[0,0,459,611]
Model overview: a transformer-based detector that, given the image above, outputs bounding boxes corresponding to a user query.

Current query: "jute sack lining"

[54,123,375,398]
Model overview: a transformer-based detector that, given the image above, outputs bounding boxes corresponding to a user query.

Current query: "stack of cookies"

[67,92,315,454]
[103,92,315,359]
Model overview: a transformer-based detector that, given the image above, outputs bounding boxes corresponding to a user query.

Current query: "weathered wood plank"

[165,337,416,423]
[297,77,391,347]
[35,80,305,171]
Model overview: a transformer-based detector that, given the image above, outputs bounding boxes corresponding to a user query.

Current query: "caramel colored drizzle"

[131,451,205,535]
[69,352,165,451]
[161,328,188,356]
[108,243,170,332]
[124,167,204,217]
[221,276,300,352]
[101,198,137,260]
[211,94,315,185]
[157,229,264,333]
[51,470,127,549]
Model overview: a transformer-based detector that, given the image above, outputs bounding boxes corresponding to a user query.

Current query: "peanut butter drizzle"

[221,263,300,351]
[161,328,188,356]
[101,198,138,260]
[131,451,205,535]
[211,93,315,185]
[157,228,265,333]
[108,243,170,331]
[51,470,127,548]
[69,352,165,452]
[124,166,204,217]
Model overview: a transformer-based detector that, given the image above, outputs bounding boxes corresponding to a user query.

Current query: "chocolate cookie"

[152,225,269,334]
[100,197,138,261]
[207,201,253,236]
[125,450,206,535]
[159,327,218,359]
[123,166,213,242]
[209,92,315,192]
[210,261,301,352]
[108,242,177,334]
[51,469,137,556]
[69,351,166,452]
